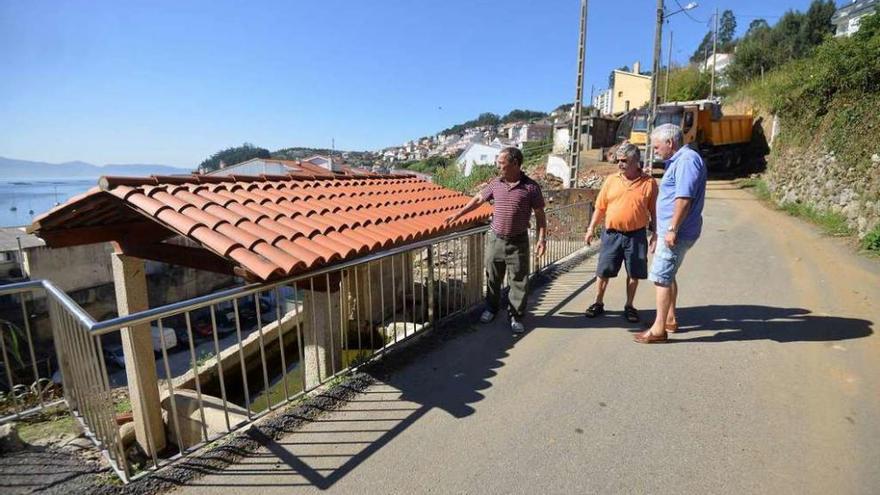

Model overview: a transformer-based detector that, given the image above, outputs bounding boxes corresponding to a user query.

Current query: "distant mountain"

[0,156,191,179]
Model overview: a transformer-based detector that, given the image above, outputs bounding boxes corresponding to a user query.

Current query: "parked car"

[215,295,275,334]
[102,343,126,369]
[189,307,237,338]
[151,325,177,354]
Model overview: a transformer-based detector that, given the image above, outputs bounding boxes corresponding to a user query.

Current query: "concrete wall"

[23,243,115,293]
[546,155,571,188]
[612,71,651,114]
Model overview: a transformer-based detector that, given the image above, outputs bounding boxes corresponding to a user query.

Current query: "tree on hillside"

[665,66,711,102]
[718,10,737,50]
[553,103,573,113]
[440,112,500,135]
[199,143,270,173]
[800,0,837,47]
[501,109,548,123]
[745,19,770,37]
[725,0,837,86]
[690,10,736,61]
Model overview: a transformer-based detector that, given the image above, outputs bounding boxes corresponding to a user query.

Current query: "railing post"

[426,247,435,328]
[467,234,482,306]
[111,252,167,452]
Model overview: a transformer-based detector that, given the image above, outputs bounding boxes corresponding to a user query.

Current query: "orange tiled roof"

[30,173,491,281]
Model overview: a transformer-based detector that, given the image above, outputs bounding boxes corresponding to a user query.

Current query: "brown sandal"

[634,330,668,344]
[665,323,679,333]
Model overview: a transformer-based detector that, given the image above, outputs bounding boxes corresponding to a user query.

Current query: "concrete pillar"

[111,253,166,453]
[301,282,343,390]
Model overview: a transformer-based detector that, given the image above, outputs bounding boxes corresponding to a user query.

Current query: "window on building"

[618,91,623,97]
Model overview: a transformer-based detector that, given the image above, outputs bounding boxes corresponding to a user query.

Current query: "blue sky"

[1,0,824,167]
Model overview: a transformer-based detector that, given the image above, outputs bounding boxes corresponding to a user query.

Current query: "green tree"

[799,0,837,47]
[501,109,548,123]
[199,143,270,173]
[690,10,736,60]
[665,66,711,101]
[690,31,714,64]
[718,10,737,50]
[745,19,770,37]
[725,1,837,86]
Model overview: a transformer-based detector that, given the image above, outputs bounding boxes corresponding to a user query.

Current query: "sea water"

[0,178,97,227]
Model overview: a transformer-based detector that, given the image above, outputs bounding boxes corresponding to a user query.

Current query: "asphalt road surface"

[176,181,880,494]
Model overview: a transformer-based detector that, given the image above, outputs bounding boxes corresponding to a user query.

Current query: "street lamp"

[646,1,698,172]
[666,2,697,18]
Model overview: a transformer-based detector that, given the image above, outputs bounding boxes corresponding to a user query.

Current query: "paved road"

[177,181,880,494]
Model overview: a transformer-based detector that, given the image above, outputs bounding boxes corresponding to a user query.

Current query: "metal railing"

[0,200,592,483]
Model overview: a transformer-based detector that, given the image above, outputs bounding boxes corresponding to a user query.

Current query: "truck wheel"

[719,151,733,171]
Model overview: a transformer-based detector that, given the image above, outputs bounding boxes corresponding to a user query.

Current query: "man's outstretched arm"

[444,192,485,224]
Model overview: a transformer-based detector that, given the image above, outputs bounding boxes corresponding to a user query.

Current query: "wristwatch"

[666,226,677,233]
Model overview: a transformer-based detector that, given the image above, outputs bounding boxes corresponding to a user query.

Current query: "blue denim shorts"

[596,229,648,279]
[648,237,696,286]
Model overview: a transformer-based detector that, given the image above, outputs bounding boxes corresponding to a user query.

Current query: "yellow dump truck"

[627,100,754,170]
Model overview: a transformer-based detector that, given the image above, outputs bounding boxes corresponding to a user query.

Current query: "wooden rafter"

[114,241,244,277]
[38,221,174,248]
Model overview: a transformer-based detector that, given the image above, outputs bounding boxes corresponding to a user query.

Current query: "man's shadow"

[189,308,516,490]
[646,305,873,343]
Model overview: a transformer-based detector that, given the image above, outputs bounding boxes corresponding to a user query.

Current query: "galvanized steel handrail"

[0,200,594,483]
[1,225,492,336]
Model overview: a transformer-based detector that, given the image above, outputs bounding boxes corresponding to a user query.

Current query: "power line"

[672,0,706,24]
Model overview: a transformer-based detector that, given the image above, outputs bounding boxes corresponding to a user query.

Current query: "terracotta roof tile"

[30,174,493,281]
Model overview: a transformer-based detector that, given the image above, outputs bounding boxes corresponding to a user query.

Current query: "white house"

[456,143,504,177]
[207,157,299,176]
[702,53,733,74]
[513,122,552,145]
[832,0,877,37]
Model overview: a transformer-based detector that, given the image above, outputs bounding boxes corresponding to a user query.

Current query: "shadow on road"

[668,305,873,343]
[177,303,518,490]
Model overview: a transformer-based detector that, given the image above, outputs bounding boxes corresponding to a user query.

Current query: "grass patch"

[249,366,305,414]
[862,225,880,252]
[739,177,853,237]
[114,396,132,414]
[17,410,79,443]
[737,177,771,201]
[780,202,852,237]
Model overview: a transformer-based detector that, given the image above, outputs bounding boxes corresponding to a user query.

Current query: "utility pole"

[568,0,588,189]
[710,7,718,98]
[646,0,664,172]
[664,31,673,103]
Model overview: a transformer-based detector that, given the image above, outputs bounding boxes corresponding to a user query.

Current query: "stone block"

[0,422,24,453]
[161,389,249,450]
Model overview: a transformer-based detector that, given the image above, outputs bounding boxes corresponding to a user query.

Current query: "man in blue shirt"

[635,123,707,344]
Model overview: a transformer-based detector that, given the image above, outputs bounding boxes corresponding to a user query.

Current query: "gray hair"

[651,123,684,148]
[615,141,641,161]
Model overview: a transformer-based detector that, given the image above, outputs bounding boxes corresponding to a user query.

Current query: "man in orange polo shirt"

[583,142,658,323]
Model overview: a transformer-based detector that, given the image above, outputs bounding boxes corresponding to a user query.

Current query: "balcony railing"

[0,200,592,483]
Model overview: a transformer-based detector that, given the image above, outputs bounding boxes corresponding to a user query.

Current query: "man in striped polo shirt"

[445,147,546,333]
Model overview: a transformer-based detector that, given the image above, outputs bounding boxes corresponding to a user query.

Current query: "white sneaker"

[479,310,496,323]
[510,317,525,334]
